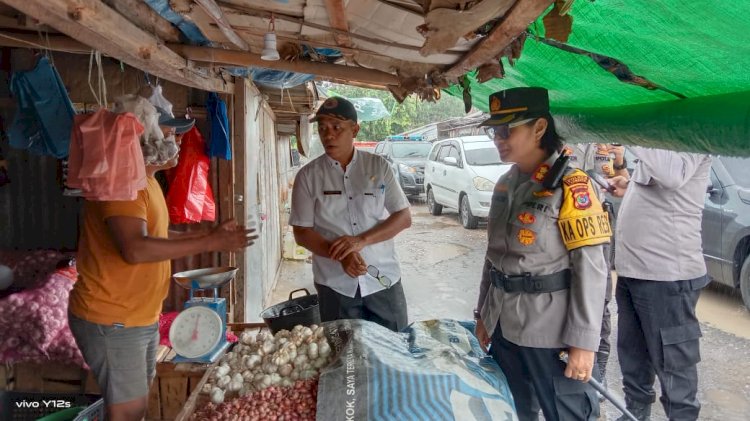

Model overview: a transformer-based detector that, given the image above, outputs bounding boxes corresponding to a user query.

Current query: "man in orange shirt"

[69,114,257,421]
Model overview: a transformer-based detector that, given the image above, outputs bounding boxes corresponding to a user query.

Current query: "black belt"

[490,268,571,293]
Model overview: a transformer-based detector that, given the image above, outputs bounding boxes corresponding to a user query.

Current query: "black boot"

[616,397,651,421]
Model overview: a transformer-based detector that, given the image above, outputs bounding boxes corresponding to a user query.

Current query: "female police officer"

[473,87,611,421]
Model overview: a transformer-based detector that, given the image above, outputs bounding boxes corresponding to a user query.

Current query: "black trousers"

[616,275,709,420]
[314,281,408,332]
[598,200,616,380]
[490,325,599,421]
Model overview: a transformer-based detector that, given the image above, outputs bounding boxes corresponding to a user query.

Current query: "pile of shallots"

[202,325,332,405]
[192,378,318,421]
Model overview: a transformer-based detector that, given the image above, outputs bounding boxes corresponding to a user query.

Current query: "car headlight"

[473,177,495,191]
[398,163,417,174]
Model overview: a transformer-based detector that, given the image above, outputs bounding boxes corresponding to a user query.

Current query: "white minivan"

[424,136,512,229]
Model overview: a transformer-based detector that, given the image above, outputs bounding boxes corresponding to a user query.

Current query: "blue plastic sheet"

[318,319,518,421]
[143,0,208,44]
[249,68,314,89]
[8,57,75,158]
[206,93,231,160]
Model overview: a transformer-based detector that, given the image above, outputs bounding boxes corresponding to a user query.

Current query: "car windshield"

[721,157,750,188]
[465,147,502,166]
[391,142,432,158]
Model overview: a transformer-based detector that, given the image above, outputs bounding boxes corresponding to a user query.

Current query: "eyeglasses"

[484,118,536,140]
[366,265,392,289]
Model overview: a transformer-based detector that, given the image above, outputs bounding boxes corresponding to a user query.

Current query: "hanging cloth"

[206,92,231,160]
[166,126,216,224]
[8,56,75,158]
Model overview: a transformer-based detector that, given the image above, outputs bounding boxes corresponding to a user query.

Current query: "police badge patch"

[570,185,592,210]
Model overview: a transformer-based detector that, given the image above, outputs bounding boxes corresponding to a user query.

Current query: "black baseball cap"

[479,87,550,127]
[310,97,358,123]
[155,106,196,134]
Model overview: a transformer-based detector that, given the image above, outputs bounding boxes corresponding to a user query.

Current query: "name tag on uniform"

[364,192,375,196]
[323,190,342,195]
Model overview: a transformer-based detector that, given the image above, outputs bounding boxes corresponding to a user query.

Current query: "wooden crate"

[1,363,11,391]
[148,323,266,421]
[146,347,210,421]
[9,362,99,394]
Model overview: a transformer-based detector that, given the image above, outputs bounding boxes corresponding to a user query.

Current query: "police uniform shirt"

[290,149,410,298]
[563,143,614,176]
[480,153,610,351]
[615,147,712,281]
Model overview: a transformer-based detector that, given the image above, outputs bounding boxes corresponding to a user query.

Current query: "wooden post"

[231,80,249,323]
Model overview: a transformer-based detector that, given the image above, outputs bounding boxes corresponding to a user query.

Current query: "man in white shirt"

[609,147,712,421]
[290,97,412,331]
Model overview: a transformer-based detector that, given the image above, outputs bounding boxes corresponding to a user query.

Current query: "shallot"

[192,379,319,421]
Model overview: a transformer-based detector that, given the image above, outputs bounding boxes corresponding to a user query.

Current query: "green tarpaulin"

[444,0,750,155]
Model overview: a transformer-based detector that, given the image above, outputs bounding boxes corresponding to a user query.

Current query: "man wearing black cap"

[290,97,412,331]
[474,87,609,420]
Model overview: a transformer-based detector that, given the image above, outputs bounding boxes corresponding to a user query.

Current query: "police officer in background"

[562,142,627,396]
[474,87,610,421]
[608,148,711,421]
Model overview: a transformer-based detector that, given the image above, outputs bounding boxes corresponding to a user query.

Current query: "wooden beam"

[102,0,181,43]
[171,44,399,86]
[2,0,232,93]
[194,0,249,50]
[315,76,388,91]
[323,0,353,49]
[445,0,553,77]
[0,31,89,52]
[218,1,463,54]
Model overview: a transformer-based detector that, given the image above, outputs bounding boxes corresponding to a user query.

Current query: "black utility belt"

[490,268,571,293]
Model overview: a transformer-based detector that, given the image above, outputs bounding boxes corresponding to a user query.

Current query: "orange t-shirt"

[70,177,170,327]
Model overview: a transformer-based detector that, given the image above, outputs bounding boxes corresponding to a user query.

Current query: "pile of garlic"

[202,324,332,404]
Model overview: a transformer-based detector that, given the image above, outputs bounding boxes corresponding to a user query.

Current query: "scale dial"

[169,306,223,358]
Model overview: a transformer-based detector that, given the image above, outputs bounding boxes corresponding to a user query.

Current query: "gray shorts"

[68,313,159,405]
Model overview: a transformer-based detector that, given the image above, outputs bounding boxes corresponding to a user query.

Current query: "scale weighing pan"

[173,266,238,290]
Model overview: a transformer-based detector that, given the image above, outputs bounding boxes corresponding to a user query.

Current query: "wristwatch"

[473,309,481,320]
[613,158,628,171]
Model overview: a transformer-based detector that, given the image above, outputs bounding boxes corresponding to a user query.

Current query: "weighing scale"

[168,267,238,363]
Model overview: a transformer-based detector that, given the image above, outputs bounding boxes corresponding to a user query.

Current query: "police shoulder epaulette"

[556,168,612,251]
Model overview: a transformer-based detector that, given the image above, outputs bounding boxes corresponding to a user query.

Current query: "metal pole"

[559,352,638,421]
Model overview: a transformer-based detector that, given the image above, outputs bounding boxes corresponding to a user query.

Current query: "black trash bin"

[260,288,321,334]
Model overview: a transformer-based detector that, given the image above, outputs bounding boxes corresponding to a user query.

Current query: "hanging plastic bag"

[148,85,174,118]
[8,56,75,158]
[166,127,216,224]
[206,92,232,160]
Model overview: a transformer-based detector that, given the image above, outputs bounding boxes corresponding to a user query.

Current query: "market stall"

[175,319,516,421]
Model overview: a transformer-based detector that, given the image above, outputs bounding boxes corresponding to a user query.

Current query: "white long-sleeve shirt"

[615,147,712,281]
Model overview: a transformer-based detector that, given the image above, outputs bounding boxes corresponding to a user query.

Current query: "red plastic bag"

[166,127,216,224]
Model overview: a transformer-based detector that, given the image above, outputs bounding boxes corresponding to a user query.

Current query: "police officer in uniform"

[474,87,611,421]
[562,142,624,395]
[608,148,711,420]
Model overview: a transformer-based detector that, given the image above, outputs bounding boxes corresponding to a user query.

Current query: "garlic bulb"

[210,387,225,404]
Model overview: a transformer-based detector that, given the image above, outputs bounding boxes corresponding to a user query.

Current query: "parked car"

[374,140,432,196]
[424,136,512,229]
[702,156,750,309]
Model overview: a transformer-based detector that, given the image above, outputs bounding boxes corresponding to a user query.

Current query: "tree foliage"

[326,84,468,141]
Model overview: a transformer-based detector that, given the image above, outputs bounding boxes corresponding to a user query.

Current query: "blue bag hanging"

[8,56,75,158]
[206,92,231,160]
